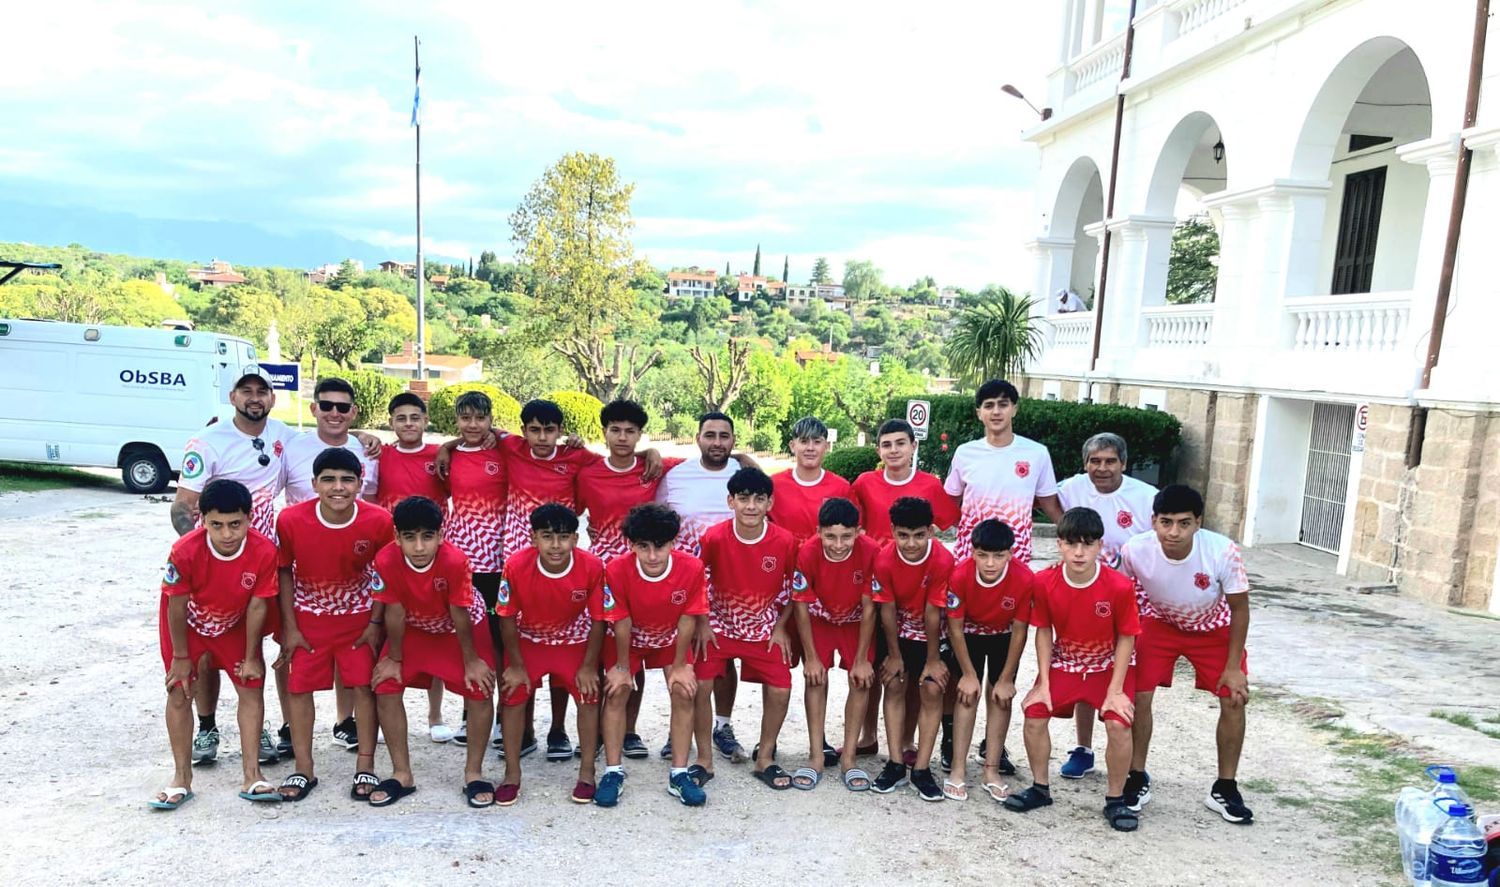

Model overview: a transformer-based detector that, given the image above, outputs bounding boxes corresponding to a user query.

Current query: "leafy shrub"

[824,445,880,482]
[343,370,407,430]
[885,394,1181,480]
[664,413,697,442]
[429,382,522,435]
[749,427,779,454]
[545,390,605,442]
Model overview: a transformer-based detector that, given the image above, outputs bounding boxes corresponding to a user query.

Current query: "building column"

[1203,199,1256,354]
[1093,215,1175,375]
[1027,236,1080,349]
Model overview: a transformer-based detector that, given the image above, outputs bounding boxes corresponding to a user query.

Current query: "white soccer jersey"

[281,432,380,506]
[943,435,1058,564]
[1117,528,1249,632]
[1057,473,1158,566]
[179,418,297,538]
[654,457,736,557]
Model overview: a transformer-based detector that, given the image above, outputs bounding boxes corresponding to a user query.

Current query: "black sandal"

[463,780,496,809]
[368,778,416,808]
[1002,785,1054,812]
[753,763,793,791]
[279,773,319,802]
[1104,799,1139,832]
[687,764,715,787]
[350,771,379,800]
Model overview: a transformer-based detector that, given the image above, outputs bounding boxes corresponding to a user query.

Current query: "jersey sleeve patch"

[163,561,181,585]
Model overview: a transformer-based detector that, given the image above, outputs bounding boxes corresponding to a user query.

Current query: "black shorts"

[897,636,952,681]
[472,572,503,651]
[940,632,1011,686]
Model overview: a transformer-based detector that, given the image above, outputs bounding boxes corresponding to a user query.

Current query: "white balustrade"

[1285,292,1411,354]
[1142,304,1214,348]
[1169,0,1248,36]
[1068,35,1126,93]
[1048,312,1095,349]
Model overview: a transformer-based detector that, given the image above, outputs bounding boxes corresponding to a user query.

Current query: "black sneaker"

[332,717,358,751]
[1205,779,1254,824]
[940,729,953,773]
[276,723,292,758]
[496,732,537,758]
[1124,770,1152,812]
[547,732,575,762]
[622,733,649,760]
[870,760,909,794]
[911,767,944,802]
[999,746,1017,776]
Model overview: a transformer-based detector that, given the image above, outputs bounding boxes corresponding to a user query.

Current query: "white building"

[1021,0,1500,612]
[666,269,717,299]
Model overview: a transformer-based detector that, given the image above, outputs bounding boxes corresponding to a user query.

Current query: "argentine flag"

[411,64,421,127]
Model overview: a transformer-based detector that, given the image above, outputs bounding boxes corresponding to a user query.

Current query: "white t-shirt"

[179,418,297,538]
[1117,528,1249,632]
[654,456,736,557]
[281,432,380,506]
[1057,473,1158,566]
[943,434,1058,564]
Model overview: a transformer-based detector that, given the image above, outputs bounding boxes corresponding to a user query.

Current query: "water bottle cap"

[1449,803,1472,817]
[1435,797,1472,817]
[1428,764,1459,784]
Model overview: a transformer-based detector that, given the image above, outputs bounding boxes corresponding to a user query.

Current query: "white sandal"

[942,779,969,801]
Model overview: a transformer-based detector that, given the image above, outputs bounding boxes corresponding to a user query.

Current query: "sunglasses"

[251,437,271,467]
[317,400,354,414]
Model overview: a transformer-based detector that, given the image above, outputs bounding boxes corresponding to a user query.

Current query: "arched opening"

[1142,112,1229,307]
[1046,156,1104,314]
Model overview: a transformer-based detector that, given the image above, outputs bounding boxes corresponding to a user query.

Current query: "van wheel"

[122,449,170,494]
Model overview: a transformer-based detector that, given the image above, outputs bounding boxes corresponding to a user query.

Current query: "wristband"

[368,618,383,626]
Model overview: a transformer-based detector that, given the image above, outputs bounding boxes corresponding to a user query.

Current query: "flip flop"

[791,767,821,790]
[687,764,715,787]
[368,778,416,808]
[495,783,521,807]
[238,780,283,803]
[147,786,194,810]
[982,781,1009,802]
[754,763,793,791]
[943,779,969,801]
[463,780,496,808]
[350,771,380,800]
[279,773,319,802]
[842,768,872,792]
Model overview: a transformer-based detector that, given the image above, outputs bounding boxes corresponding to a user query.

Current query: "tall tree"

[782,255,789,284]
[753,243,761,277]
[327,258,361,291]
[842,259,883,301]
[943,287,1043,384]
[691,339,752,412]
[724,260,731,277]
[1166,215,1220,304]
[811,257,831,284]
[510,152,662,399]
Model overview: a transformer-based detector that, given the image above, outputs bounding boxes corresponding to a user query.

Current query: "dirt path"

[0,487,1400,886]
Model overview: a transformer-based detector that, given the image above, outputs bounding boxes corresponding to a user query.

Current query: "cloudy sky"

[5,1,1059,289]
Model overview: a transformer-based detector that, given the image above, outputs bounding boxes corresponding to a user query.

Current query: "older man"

[1053,431,1158,780]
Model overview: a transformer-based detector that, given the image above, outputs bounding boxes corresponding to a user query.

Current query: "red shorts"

[805,618,874,671]
[261,605,281,642]
[287,610,376,694]
[603,642,694,674]
[158,596,264,689]
[1135,618,1248,697]
[501,640,592,706]
[375,624,498,702]
[1025,666,1137,727]
[694,635,793,690]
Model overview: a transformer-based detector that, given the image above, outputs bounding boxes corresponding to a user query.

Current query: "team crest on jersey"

[1194,572,1212,590]
[670,589,688,606]
[1014,461,1031,478]
[1001,596,1016,610]
[497,578,511,605]
[162,562,181,585]
[181,452,204,479]
[273,440,284,458]
[370,571,386,593]
[1117,510,1134,529]
[424,461,437,475]
[570,588,588,603]
[946,590,960,609]
[434,577,449,594]
[761,556,778,573]
[870,578,882,595]
[791,571,809,592]
[552,465,568,476]
[484,461,500,476]
[354,539,371,555]
[602,584,616,611]
[1094,600,1112,618]
[240,572,257,590]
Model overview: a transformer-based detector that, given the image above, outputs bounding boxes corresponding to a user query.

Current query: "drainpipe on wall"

[1088,0,1140,374]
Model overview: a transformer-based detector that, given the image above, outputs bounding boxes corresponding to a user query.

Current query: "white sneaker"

[430,723,456,743]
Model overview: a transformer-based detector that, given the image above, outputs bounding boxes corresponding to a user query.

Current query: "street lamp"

[1001,84,1052,120]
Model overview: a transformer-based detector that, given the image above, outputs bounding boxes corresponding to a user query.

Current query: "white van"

[0,318,258,493]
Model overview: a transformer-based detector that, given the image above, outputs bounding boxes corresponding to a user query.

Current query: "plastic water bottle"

[1405,767,1475,886]
[1400,786,1430,883]
[1428,800,1486,886]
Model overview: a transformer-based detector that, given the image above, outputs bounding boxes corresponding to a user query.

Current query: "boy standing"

[692,468,798,790]
[791,497,880,791]
[367,497,498,808]
[1117,484,1253,824]
[771,416,852,548]
[869,496,955,800]
[851,419,959,545]
[150,479,281,810]
[274,448,394,802]
[1006,507,1141,832]
[942,519,1036,802]
[493,504,608,806]
[596,503,708,807]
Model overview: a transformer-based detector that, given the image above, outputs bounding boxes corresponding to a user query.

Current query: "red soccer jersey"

[698,519,797,643]
[497,436,602,563]
[850,468,961,544]
[945,557,1037,636]
[577,455,685,562]
[1029,563,1141,674]
[161,528,279,637]
[791,534,881,625]
[376,443,448,515]
[275,500,394,616]
[447,445,507,573]
[495,547,607,645]
[770,469,853,549]
[370,541,485,634]
[873,539,955,641]
[602,551,709,649]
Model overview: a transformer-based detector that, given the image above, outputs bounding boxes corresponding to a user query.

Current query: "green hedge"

[884,394,1181,480]
[344,370,407,430]
[429,382,523,435]
[824,445,880,482]
[545,391,605,442]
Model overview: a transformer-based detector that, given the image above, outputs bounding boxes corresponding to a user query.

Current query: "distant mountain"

[0,201,462,268]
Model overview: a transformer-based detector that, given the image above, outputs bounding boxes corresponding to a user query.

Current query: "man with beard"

[171,366,298,770]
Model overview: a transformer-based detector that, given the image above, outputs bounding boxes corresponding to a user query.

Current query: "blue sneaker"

[668,771,707,806]
[1060,746,1096,779]
[712,723,748,763]
[594,770,626,807]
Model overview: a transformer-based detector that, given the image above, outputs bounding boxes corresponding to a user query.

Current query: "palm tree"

[943,287,1042,383]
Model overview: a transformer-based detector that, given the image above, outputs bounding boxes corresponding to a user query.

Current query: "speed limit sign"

[907,399,931,441]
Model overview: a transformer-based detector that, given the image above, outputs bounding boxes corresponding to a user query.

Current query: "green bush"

[429,382,522,435]
[664,413,697,442]
[343,370,407,430]
[885,394,1181,480]
[824,445,880,482]
[748,427,779,453]
[545,390,605,442]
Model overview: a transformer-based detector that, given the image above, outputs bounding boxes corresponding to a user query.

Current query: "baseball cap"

[233,364,275,389]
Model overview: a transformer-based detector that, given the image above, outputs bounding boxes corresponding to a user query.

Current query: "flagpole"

[413,35,426,383]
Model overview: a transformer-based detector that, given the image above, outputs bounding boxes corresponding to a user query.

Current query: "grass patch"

[1240,777,1279,795]
[1431,710,1479,730]
[0,462,117,494]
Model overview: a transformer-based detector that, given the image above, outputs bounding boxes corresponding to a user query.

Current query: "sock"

[713,715,731,731]
[670,767,689,777]
[1212,777,1237,793]
[606,764,625,775]
[1106,793,1125,804]
[1032,782,1051,795]
[198,714,216,732]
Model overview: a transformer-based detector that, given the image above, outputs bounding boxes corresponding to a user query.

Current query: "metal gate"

[1299,403,1357,552]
